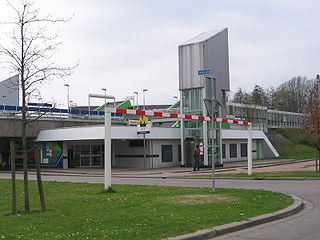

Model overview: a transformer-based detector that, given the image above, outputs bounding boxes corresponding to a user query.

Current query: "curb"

[182,177,320,181]
[164,194,304,240]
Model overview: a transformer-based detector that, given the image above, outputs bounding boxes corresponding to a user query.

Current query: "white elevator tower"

[178,28,230,167]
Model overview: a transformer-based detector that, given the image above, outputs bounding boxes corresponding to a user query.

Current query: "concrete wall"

[222,139,258,162]
[0,118,103,138]
[114,139,181,168]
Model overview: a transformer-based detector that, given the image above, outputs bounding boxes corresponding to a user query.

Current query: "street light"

[64,84,70,113]
[173,96,178,102]
[2,95,7,110]
[143,89,148,110]
[101,88,107,108]
[134,91,138,110]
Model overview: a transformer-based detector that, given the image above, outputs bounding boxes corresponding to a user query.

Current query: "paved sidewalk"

[7,158,315,178]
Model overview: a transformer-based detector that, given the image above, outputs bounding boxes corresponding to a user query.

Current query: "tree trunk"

[22,110,30,212]
[10,141,17,215]
[35,150,46,213]
[318,150,320,172]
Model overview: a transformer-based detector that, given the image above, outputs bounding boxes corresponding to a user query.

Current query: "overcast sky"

[0,0,319,107]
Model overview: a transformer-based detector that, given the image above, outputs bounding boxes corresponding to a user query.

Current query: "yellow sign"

[137,116,151,134]
[138,116,149,127]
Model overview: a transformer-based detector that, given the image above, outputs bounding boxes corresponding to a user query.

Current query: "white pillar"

[203,122,209,166]
[104,109,112,190]
[218,105,223,165]
[62,142,68,169]
[202,88,209,166]
[247,124,253,176]
[180,91,185,166]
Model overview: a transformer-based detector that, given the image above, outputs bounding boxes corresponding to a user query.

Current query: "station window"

[222,144,226,159]
[229,144,237,158]
[241,143,247,157]
[161,145,173,162]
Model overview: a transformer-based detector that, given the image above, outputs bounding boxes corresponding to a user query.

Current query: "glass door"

[80,145,90,166]
[91,145,101,166]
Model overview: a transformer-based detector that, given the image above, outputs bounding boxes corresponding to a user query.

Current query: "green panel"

[171,121,179,128]
[256,140,260,160]
[222,122,230,129]
[94,100,131,111]
[94,103,107,111]
[167,100,180,110]
[116,100,131,109]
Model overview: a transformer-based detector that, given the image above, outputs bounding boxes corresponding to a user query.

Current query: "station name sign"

[198,69,212,75]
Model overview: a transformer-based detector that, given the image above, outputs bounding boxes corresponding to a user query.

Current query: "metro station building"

[1,29,281,169]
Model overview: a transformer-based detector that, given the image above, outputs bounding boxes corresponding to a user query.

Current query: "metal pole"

[2,96,6,110]
[104,108,112,190]
[143,133,146,169]
[143,89,148,110]
[88,95,90,116]
[102,88,106,109]
[64,84,69,114]
[136,93,139,110]
[134,92,138,110]
[212,146,216,192]
[248,124,253,175]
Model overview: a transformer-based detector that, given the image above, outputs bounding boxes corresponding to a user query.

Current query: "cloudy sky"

[0,0,319,108]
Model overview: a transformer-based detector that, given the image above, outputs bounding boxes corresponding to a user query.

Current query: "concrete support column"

[104,109,112,190]
[202,88,208,166]
[180,91,185,167]
[62,142,68,169]
[247,124,253,176]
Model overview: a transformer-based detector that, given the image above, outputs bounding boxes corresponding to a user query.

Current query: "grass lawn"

[215,171,320,178]
[275,144,315,160]
[0,180,292,240]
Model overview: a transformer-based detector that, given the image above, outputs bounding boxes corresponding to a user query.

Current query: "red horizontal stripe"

[198,116,205,121]
[170,113,178,118]
[233,120,239,124]
[222,118,228,123]
[116,109,127,114]
[185,115,192,119]
[136,110,145,115]
[154,112,163,117]
[212,117,217,122]
[243,121,249,125]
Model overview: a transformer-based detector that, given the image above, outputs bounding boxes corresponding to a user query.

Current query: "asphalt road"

[1,173,319,240]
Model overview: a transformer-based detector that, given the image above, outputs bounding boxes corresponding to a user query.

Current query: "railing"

[0,104,123,121]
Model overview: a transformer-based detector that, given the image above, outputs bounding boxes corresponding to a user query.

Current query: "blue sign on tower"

[198,69,212,75]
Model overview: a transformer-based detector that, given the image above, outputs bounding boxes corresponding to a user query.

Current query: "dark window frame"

[161,145,173,162]
[229,144,237,158]
[241,143,248,157]
[222,144,226,159]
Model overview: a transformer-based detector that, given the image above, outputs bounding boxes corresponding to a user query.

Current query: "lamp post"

[134,91,138,110]
[69,100,73,113]
[143,89,148,110]
[2,95,6,110]
[101,88,107,109]
[64,84,70,113]
[173,96,178,102]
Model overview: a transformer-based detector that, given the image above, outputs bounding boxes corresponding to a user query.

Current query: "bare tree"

[0,0,75,213]
[303,75,320,172]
